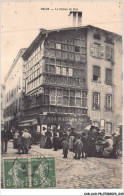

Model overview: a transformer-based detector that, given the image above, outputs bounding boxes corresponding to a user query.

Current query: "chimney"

[68,11,82,27]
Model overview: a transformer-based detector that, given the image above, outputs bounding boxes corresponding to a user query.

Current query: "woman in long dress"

[40,127,47,148]
[44,129,53,149]
[69,128,76,151]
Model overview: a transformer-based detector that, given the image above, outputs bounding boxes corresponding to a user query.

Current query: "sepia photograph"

[1,0,123,192]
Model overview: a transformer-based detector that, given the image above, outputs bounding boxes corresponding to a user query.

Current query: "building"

[21,24,122,134]
[87,26,122,133]
[113,37,122,128]
[1,84,5,130]
[21,26,90,132]
[4,48,26,131]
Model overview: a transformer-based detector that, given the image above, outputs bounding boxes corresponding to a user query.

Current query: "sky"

[1,1,122,83]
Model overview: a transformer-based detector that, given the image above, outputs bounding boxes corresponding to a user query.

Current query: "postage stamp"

[31,157,56,188]
[2,156,56,189]
[3,157,29,189]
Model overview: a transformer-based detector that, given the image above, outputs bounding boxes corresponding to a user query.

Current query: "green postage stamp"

[2,156,56,189]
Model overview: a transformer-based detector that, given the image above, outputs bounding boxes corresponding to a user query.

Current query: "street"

[2,141,123,189]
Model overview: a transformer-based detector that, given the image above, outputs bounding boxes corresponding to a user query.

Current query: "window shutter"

[101,45,105,58]
[105,45,111,60]
[93,66,100,77]
[111,47,114,62]
[90,42,94,56]
[106,69,112,85]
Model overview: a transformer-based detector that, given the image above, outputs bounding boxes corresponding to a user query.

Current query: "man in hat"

[2,126,9,153]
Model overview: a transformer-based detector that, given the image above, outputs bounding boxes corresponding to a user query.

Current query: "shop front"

[37,113,91,132]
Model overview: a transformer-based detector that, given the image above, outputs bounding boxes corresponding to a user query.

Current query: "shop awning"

[19,119,38,127]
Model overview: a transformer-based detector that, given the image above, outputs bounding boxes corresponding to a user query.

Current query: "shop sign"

[38,114,91,124]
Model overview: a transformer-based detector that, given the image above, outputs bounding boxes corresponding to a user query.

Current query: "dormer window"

[94,33,101,40]
[105,37,113,44]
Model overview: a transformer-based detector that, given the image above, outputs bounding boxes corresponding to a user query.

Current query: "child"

[62,138,69,158]
[74,135,83,159]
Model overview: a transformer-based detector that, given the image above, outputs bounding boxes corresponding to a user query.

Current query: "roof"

[41,25,122,37]
[22,25,122,60]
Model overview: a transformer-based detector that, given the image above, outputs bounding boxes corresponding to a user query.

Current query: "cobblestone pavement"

[2,141,123,189]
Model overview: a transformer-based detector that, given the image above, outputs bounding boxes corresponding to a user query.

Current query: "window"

[36,71,38,77]
[82,98,87,107]
[94,33,101,40]
[80,47,86,55]
[44,95,49,104]
[63,97,69,106]
[56,50,61,58]
[93,66,100,82]
[69,45,74,52]
[70,97,75,106]
[74,39,80,46]
[75,46,80,53]
[82,91,87,107]
[37,69,40,75]
[56,59,61,65]
[76,91,81,97]
[50,96,56,105]
[105,94,112,110]
[50,89,56,95]
[82,91,87,97]
[105,122,112,133]
[56,66,61,74]
[76,98,81,107]
[68,68,73,76]
[105,37,113,44]
[49,41,55,48]
[75,53,81,61]
[50,65,55,73]
[69,53,74,60]
[63,90,69,96]
[50,58,55,64]
[62,51,68,59]
[57,96,63,105]
[81,40,86,47]
[106,69,112,85]
[56,43,61,50]
[62,67,67,76]
[62,44,68,51]
[70,90,75,97]
[57,89,62,96]
[49,49,55,57]
[93,92,100,110]
[94,43,100,58]
[105,45,113,61]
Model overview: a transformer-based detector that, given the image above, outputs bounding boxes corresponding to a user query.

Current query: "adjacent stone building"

[4,48,26,131]
[1,84,5,130]
[87,26,122,133]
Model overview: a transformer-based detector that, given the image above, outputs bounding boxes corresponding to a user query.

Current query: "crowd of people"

[1,125,122,159]
[2,128,31,154]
